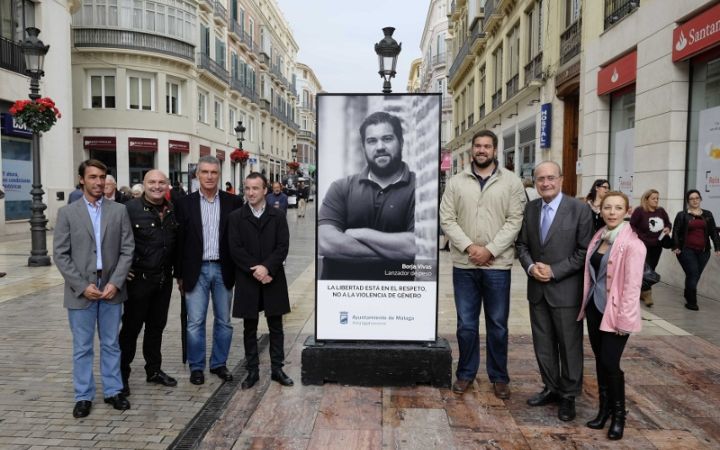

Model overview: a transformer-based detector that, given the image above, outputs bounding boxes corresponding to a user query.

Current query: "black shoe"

[685,303,699,311]
[104,393,130,411]
[147,370,177,387]
[241,369,259,389]
[72,400,92,418]
[121,374,130,396]
[210,366,233,382]
[558,397,576,421]
[190,370,205,385]
[271,369,294,386]
[527,388,560,406]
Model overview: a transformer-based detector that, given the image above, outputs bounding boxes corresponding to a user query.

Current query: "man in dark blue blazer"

[175,156,243,385]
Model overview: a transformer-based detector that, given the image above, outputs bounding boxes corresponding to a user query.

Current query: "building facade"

[70,0,300,196]
[0,0,75,235]
[580,0,720,299]
[446,0,582,195]
[294,62,322,179]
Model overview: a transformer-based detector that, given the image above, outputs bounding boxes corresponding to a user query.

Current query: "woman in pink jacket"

[577,191,645,440]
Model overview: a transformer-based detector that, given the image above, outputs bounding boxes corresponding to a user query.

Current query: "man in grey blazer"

[516,161,592,422]
[54,159,134,418]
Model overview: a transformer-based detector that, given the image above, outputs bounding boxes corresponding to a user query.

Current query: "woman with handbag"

[578,191,645,440]
[671,189,720,311]
[629,189,671,307]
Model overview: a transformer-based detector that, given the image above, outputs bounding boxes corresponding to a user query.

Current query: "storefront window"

[688,54,720,213]
[608,88,635,196]
[503,130,515,172]
[1,136,32,220]
[129,151,154,185]
[89,149,117,179]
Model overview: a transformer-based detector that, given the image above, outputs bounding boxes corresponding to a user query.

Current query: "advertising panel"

[696,106,720,212]
[612,128,635,197]
[315,94,440,341]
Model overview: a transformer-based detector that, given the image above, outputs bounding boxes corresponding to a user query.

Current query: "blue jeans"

[67,301,124,401]
[452,267,511,383]
[185,262,233,371]
[677,247,711,291]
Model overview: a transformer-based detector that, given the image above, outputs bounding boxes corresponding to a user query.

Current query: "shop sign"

[0,113,32,138]
[83,136,116,150]
[597,51,637,96]
[216,149,226,161]
[540,103,552,148]
[169,140,190,153]
[129,137,157,152]
[440,152,452,171]
[199,145,211,156]
[673,2,720,62]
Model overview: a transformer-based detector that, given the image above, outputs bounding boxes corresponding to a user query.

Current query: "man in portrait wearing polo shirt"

[318,111,416,279]
[175,155,243,385]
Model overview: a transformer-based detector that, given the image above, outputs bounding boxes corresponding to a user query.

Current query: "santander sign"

[673,3,720,62]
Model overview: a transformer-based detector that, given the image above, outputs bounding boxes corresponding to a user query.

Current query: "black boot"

[586,386,610,429]
[607,373,626,440]
[685,288,699,311]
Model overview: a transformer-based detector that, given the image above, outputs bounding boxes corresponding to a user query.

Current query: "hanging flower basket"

[9,97,61,133]
[287,161,300,171]
[230,149,250,164]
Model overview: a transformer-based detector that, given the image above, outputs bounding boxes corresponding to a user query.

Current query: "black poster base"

[301,336,452,388]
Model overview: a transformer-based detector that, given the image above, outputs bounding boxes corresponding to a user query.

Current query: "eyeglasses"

[688,196,701,201]
[535,176,560,183]
[597,185,610,190]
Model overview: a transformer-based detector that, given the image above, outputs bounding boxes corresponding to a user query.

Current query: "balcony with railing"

[433,52,446,67]
[73,28,194,61]
[483,0,503,32]
[0,37,24,75]
[605,0,639,29]
[242,85,256,103]
[448,24,483,81]
[258,52,270,67]
[197,52,229,82]
[213,1,227,24]
[524,52,543,84]
[230,77,243,94]
[229,21,243,42]
[506,74,519,99]
[259,98,270,111]
[491,89,502,109]
[560,19,581,66]
[298,130,316,141]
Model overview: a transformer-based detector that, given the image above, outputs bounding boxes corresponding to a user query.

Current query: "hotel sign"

[673,2,720,62]
[540,103,552,148]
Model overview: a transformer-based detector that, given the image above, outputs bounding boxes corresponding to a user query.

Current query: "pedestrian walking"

[175,156,243,385]
[629,189,671,307]
[516,161,593,422]
[266,181,289,212]
[229,172,294,389]
[671,189,720,310]
[439,129,526,399]
[296,180,309,217]
[578,190,645,440]
[119,170,180,395]
[586,179,611,232]
[53,159,134,418]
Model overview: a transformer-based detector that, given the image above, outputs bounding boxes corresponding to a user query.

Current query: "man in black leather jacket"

[119,170,180,394]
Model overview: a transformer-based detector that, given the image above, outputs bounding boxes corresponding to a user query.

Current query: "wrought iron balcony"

[448,24,483,81]
[298,130,315,141]
[197,52,229,82]
[0,37,24,75]
[229,21,243,41]
[73,28,194,61]
[242,31,253,51]
[433,52,446,67]
[242,85,256,103]
[491,89,502,109]
[506,74,519,100]
[259,98,270,111]
[524,52,543,84]
[259,52,270,66]
[560,19,581,66]
[605,0,639,29]
[213,1,227,22]
[483,0,502,31]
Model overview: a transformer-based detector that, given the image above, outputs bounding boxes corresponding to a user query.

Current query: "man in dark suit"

[54,159,134,418]
[175,156,243,385]
[229,172,294,389]
[516,161,593,421]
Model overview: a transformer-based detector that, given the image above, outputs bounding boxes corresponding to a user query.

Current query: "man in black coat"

[175,156,243,385]
[229,172,293,389]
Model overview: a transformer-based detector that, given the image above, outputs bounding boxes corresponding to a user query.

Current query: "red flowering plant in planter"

[230,149,250,164]
[287,161,300,171]
[9,97,61,133]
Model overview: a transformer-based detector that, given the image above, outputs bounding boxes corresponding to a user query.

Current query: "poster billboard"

[315,94,441,341]
[697,106,720,212]
[612,128,635,197]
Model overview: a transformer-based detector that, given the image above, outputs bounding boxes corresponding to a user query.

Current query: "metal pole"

[27,74,50,267]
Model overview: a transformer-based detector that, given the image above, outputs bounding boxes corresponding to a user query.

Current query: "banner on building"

[612,128,635,197]
[696,106,720,212]
[315,93,441,341]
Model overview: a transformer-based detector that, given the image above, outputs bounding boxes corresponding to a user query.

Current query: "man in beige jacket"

[440,129,526,398]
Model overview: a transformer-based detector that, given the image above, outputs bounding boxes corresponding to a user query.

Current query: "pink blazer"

[577,224,646,333]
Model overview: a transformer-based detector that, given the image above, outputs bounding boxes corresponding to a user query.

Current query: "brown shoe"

[640,290,654,307]
[452,378,473,394]
[493,382,510,399]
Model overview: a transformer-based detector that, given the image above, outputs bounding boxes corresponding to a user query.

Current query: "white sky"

[276,0,427,93]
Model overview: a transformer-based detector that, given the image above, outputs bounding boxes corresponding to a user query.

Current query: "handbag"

[642,263,661,291]
[660,234,674,249]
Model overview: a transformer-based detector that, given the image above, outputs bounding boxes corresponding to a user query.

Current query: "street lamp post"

[374,27,402,94]
[234,120,246,184]
[22,27,51,267]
